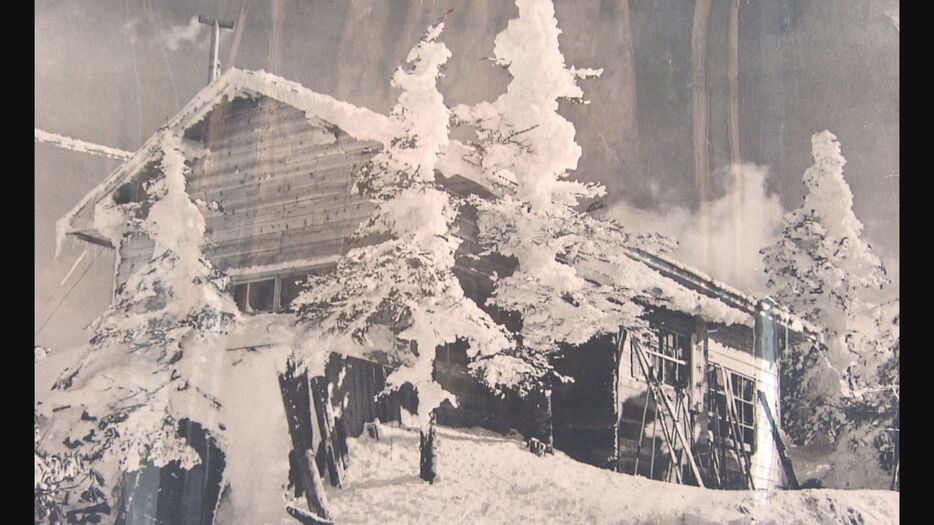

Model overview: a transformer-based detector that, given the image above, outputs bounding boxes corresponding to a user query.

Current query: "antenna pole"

[198,15,235,84]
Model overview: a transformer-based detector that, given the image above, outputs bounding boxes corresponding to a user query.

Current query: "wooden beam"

[757,390,799,489]
[632,340,705,487]
[287,449,333,523]
[310,375,343,488]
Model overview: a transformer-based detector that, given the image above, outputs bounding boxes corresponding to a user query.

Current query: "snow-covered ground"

[326,424,898,525]
[37,348,897,524]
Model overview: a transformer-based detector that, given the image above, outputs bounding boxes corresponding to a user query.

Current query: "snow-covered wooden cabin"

[57,69,809,512]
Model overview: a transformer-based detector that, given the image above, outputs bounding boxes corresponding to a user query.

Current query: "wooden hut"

[56,69,810,522]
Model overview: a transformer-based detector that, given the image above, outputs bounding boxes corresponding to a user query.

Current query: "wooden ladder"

[631,338,706,488]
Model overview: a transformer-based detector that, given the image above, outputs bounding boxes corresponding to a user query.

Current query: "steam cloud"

[606,163,785,294]
[122,15,207,51]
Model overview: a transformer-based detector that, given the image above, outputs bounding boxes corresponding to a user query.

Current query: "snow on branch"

[294,19,511,427]
[761,131,898,479]
[40,131,241,510]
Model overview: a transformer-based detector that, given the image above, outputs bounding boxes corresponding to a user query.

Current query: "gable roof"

[56,68,401,251]
[57,68,516,251]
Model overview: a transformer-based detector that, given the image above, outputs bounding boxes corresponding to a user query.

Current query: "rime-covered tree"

[761,130,898,486]
[453,0,663,402]
[38,132,240,512]
[292,19,511,482]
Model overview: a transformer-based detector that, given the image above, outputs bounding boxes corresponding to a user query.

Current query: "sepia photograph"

[35,1,899,523]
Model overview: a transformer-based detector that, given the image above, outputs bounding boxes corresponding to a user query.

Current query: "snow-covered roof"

[57,68,512,251]
[625,247,817,336]
[54,68,811,338]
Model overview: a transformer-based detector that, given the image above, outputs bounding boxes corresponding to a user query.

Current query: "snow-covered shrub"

[34,409,110,524]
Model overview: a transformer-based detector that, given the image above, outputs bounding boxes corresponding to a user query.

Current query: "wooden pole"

[756,390,799,489]
[633,390,652,475]
[287,449,333,524]
[310,376,343,488]
[198,15,235,84]
[691,0,714,270]
[650,398,658,479]
[633,342,706,487]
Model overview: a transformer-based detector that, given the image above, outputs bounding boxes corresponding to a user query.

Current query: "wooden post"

[334,416,350,470]
[756,390,799,489]
[543,388,554,453]
[287,449,333,524]
[690,317,709,449]
[197,15,235,84]
[310,376,343,488]
[278,358,333,524]
[649,407,658,479]
[419,414,439,483]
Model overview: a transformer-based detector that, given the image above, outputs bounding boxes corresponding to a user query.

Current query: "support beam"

[757,390,799,489]
[310,376,343,488]
[633,340,705,487]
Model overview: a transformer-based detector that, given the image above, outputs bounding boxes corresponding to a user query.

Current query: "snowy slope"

[324,425,898,525]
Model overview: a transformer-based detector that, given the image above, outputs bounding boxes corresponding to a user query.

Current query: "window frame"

[707,366,757,453]
[231,272,316,315]
[641,327,691,388]
[232,278,281,314]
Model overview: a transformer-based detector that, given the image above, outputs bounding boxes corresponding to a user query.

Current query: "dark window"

[278,274,307,312]
[233,282,250,312]
[232,279,276,314]
[248,279,276,312]
[644,329,690,387]
[231,270,325,315]
[708,367,756,452]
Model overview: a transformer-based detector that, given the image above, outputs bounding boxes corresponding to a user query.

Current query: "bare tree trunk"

[728,0,743,283]
[419,415,439,483]
[691,0,714,270]
[543,388,554,453]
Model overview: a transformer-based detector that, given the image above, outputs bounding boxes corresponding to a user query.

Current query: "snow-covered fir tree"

[761,130,898,485]
[292,19,511,447]
[453,0,658,397]
[38,131,240,511]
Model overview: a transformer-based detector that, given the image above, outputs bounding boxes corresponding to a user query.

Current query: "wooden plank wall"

[114,95,379,289]
[323,353,418,438]
[112,95,519,310]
